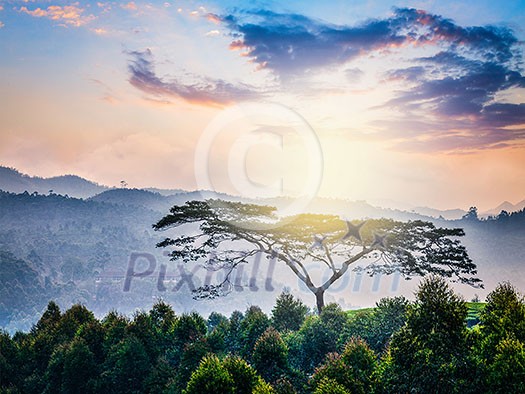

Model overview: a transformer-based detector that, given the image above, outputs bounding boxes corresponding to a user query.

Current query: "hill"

[0,191,291,331]
[483,199,525,217]
[4,164,525,220]
[88,188,239,212]
[1,166,525,332]
[0,166,108,198]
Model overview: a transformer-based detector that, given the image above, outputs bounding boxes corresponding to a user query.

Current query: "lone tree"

[154,200,481,313]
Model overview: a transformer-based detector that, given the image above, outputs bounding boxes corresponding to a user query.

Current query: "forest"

[1,277,525,393]
[2,189,525,332]
[1,186,525,393]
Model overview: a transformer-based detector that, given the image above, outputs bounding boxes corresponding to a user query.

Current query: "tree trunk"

[315,289,325,315]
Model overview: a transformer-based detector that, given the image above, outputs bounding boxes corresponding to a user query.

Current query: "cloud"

[96,2,112,13]
[480,103,525,128]
[206,13,221,24]
[393,8,518,63]
[370,102,525,154]
[377,48,525,152]
[218,8,521,78]
[121,2,137,11]
[126,49,261,106]
[345,67,364,82]
[217,10,406,77]
[212,7,524,152]
[19,4,94,27]
[384,66,426,82]
[385,57,525,117]
[90,27,108,35]
[393,126,525,153]
[215,7,525,152]
[88,78,120,104]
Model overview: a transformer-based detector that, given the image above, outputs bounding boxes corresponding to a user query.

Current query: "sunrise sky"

[1,0,525,210]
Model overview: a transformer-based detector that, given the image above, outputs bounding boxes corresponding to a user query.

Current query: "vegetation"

[0,190,162,331]
[2,189,525,332]
[2,279,525,393]
[1,188,525,392]
[154,200,481,313]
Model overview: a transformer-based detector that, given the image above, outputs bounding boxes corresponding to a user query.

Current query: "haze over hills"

[0,166,108,199]
[88,188,241,213]
[483,200,525,217]
[1,185,524,333]
[1,165,521,219]
[1,164,525,332]
[0,166,188,201]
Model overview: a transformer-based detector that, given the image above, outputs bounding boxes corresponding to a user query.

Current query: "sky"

[1,0,525,211]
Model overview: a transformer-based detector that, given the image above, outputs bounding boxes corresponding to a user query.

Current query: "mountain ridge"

[1,165,523,218]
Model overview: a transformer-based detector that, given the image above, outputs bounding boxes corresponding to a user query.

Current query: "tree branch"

[320,247,372,291]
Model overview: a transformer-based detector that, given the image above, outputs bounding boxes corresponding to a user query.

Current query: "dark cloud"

[124,8,524,151]
[219,8,520,77]
[360,11,524,152]
[218,7,525,152]
[126,49,260,106]
[386,58,525,117]
[481,103,525,128]
[393,8,519,63]
[220,9,406,76]
[385,66,426,82]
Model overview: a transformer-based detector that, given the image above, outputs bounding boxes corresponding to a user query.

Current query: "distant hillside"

[88,188,172,212]
[0,191,288,331]
[483,199,525,217]
[367,199,467,220]
[87,189,437,222]
[0,166,108,198]
[258,196,435,222]
[0,165,241,205]
[0,164,467,223]
[89,188,240,213]
[5,164,524,220]
[0,189,525,332]
[411,206,467,220]
[144,187,187,196]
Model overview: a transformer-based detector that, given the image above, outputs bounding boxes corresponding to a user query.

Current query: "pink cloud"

[121,2,138,11]
[206,13,221,24]
[20,4,94,27]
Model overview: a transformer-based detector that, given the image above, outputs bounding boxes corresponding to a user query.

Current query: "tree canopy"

[154,200,482,312]
[2,279,525,394]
